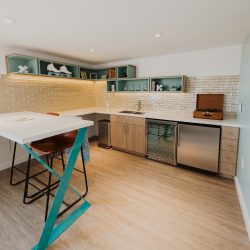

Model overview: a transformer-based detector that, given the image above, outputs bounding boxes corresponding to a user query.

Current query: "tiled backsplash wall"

[103,76,240,114]
[0,74,239,115]
[0,74,98,113]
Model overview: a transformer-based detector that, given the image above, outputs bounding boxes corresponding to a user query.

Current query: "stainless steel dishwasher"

[177,123,220,173]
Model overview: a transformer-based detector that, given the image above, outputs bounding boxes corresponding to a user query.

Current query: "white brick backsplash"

[104,76,239,114]
[0,74,239,115]
[0,75,97,113]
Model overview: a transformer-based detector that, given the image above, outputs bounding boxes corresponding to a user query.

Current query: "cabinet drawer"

[125,117,145,126]
[110,115,124,124]
[221,127,239,139]
[219,161,236,176]
[221,139,238,152]
[111,115,145,126]
[220,150,237,164]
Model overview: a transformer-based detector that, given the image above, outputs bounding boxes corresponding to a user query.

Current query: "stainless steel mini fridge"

[98,119,111,148]
[147,119,178,165]
[177,123,220,173]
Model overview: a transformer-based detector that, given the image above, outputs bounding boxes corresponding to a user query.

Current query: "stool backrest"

[47,112,59,116]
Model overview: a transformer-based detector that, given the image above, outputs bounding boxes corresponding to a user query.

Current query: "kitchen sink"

[119,110,135,114]
[119,110,145,115]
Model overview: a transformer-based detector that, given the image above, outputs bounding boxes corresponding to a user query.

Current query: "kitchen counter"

[60,107,240,127]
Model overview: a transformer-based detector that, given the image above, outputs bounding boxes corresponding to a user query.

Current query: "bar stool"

[10,139,61,203]
[10,113,88,221]
[9,112,64,188]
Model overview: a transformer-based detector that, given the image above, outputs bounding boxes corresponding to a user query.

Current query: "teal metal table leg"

[20,128,90,250]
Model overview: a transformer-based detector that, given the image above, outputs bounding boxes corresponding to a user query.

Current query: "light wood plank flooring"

[0,143,249,250]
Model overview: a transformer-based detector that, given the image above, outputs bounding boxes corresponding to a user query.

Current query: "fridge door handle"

[177,125,180,146]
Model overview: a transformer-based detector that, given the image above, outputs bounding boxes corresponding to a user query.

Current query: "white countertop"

[60,108,240,127]
[0,111,93,144]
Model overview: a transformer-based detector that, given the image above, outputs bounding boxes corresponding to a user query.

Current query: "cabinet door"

[127,124,146,155]
[110,123,126,149]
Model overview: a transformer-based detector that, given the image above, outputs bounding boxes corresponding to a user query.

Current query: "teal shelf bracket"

[20,127,90,250]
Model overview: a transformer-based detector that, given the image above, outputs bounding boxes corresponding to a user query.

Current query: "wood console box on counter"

[110,115,146,155]
[219,126,240,178]
[193,94,224,120]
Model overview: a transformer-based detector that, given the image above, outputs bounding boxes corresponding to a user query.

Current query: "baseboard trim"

[235,176,250,240]
[0,156,28,172]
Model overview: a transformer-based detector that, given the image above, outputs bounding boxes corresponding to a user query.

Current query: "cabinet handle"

[178,125,180,146]
[127,125,129,134]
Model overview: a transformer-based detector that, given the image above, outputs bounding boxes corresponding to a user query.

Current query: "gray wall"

[237,33,250,234]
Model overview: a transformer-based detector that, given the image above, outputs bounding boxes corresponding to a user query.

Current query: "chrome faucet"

[136,100,142,111]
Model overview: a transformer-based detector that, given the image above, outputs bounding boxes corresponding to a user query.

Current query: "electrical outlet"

[239,102,243,112]
[241,158,245,169]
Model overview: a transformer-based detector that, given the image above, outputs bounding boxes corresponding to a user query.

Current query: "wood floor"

[0,142,249,250]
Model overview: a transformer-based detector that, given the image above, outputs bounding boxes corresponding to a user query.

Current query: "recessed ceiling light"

[89,48,96,53]
[2,16,17,24]
[154,33,163,38]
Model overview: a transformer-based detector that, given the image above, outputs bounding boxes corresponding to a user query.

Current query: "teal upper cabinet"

[107,80,117,92]
[6,54,39,74]
[79,66,116,80]
[5,54,185,94]
[150,76,185,92]
[5,54,136,82]
[38,59,79,78]
[117,78,149,92]
[117,65,136,79]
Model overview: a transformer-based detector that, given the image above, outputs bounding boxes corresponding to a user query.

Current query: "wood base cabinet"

[110,115,146,155]
[219,126,239,178]
[110,122,127,149]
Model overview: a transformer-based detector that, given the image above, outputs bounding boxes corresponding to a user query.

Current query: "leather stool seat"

[31,133,75,155]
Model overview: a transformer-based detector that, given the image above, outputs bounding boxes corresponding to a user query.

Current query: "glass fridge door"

[147,120,177,165]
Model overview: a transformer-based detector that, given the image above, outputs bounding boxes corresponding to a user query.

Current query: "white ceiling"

[0,0,250,64]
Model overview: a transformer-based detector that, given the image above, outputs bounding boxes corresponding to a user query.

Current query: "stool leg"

[57,146,89,218]
[45,154,54,221]
[34,128,88,250]
[80,147,88,195]
[10,142,17,185]
[46,155,49,165]
[23,153,32,204]
[61,151,65,171]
